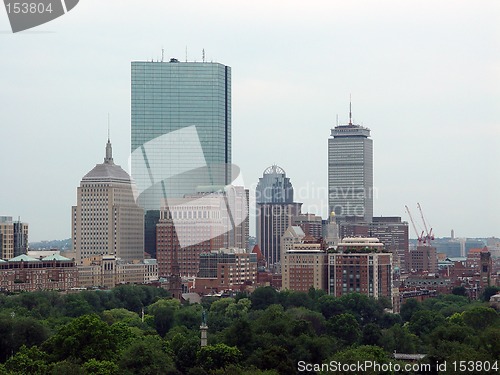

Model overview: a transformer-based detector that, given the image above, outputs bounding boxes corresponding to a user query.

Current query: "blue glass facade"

[131,60,231,211]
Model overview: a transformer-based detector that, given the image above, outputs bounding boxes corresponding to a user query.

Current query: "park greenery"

[0,285,498,374]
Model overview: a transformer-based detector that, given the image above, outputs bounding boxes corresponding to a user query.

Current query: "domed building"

[72,139,144,263]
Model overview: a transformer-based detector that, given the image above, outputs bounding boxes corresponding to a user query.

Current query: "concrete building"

[339,217,409,271]
[328,237,393,300]
[0,254,78,292]
[292,213,323,239]
[323,212,340,249]
[194,248,257,293]
[156,185,248,278]
[0,217,28,260]
[408,245,438,273]
[281,225,306,268]
[328,105,373,223]
[0,216,14,260]
[77,256,158,289]
[282,242,327,292]
[256,165,302,268]
[72,139,144,263]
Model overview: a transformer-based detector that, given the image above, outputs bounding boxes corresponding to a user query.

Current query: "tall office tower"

[328,104,373,222]
[328,237,392,299]
[0,216,14,260]
[72,140,144,263]
[131,59,231,211]
[13,220,29,257]
[256,165,302,268]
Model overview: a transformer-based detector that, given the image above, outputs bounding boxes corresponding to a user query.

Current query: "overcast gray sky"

[1,0,499,242]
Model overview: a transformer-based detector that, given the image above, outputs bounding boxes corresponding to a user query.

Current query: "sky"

[0,0,499,242]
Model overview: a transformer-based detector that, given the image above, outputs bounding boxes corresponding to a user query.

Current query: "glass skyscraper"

[131,60,232,211]
[328,116,373,223]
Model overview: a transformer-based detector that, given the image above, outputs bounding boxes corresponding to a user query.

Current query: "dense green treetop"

[0,286,498,374]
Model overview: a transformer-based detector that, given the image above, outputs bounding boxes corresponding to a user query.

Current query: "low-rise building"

[282,242,327,292]
[328,237,393,300]
[194,248,257,294]
[77,256,158,289]
[0,254,78,292]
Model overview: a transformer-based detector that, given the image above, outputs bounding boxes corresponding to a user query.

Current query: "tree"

[119,336,177,375]
[224,318,254,354]
[408,310,446,337]
[51,361,84,375]
[427,341,491,374]
[362,323,382,346]
[400,298,422,322]
[318,295,345,319]
[197,343,242,372]
[253,304,290,337]
[326,313,361,347]
[174,303,203,330]
[83,359,119,375]
[249,287,278,310]
[63,294,94,317]
[42,314,130,363]
[0,315,49,363]
[323,346,392,375]
[4,345,49,375]
[479,327,500,359]
[462,306,499,331]
[335,293,385,324]
[380,323,419,354]
[248,346,295,375]
[153,306,175,337]
[170,331,199,374]
[480,286,500,302]
[452,286,467,297]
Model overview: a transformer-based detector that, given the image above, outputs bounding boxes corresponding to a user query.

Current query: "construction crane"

[417,202,434,245]
[405,205,424,245]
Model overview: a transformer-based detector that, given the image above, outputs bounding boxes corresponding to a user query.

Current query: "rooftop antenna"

[349,94,353,125]
[185,46,188,62]
[161,48,164,62]
[107,113,110,141]
[202,48,205,63]
[336,114,339,126]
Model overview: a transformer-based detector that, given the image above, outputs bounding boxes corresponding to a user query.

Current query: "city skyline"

[0,0,499,241]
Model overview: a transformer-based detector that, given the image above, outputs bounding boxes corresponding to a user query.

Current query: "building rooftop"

[82,140,132,184]
[8,254,40,262]
[41,254,72,261]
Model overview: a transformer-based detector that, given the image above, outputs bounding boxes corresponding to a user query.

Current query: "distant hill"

[29,239,72,250]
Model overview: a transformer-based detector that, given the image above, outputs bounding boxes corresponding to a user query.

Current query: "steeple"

[104,138,114,164]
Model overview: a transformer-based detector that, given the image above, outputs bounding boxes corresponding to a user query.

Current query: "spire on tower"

[104,114,114,164]
[349,94,352,125]
[104,139,114,164]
